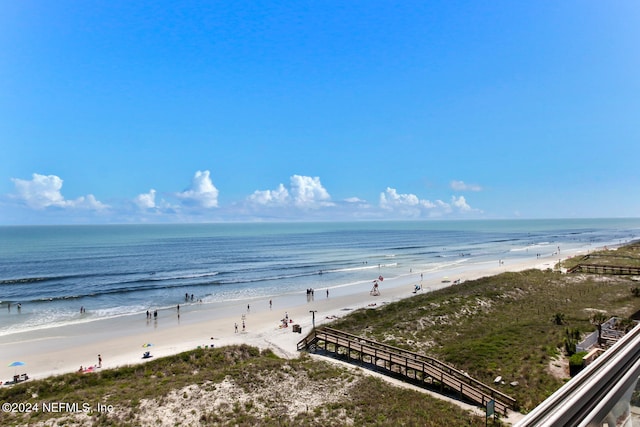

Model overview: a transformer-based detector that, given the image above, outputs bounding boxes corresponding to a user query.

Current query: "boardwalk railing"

[297,326,516,416]
[567,263,640,275]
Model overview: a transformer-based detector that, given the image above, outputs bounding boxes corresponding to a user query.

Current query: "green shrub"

[569,352,587,366]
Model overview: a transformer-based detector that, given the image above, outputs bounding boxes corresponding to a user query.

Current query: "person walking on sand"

[98,354,102,368]
[235,322,238,333]
[242,320,246,332]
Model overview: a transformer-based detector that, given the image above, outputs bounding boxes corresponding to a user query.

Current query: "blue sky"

[1,1,639,224]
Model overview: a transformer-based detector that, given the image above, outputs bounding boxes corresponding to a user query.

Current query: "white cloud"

[72,194,107,210]
[378,187,479,217]
[248,184,290,206]
[451,195,483,214]
[451,195,471,211]
[450,180,482,192]
[379,187,437,210]
[290,175,333,208]
[176,170,219,208]
[134,189,177,212]
[344,197,366,204]
[248,175,333,209]
[7,172,484,223]
[134,189,157,209]
[11,173,108,210]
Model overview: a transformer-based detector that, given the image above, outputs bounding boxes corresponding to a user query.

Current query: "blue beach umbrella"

[8,361,25,377]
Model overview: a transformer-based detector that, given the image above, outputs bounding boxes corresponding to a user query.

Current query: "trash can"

[292,324,301,333]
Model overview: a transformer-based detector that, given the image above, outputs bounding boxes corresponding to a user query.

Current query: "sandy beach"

[0,245,585,385]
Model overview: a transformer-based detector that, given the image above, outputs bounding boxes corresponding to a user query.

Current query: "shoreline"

[0,244,606,383]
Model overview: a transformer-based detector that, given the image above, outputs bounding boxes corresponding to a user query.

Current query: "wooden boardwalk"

[297,326,516,416]
[567,263,640,275]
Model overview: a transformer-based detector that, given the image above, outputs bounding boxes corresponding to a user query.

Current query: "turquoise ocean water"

[0,219,638,336]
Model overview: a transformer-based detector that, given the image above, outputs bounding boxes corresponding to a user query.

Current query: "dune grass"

[330,266,640,411]
[0,345,489,426]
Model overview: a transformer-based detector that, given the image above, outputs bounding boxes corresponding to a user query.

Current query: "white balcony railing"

[516,323,640,426]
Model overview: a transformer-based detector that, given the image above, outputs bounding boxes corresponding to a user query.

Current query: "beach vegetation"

[0,344,490,426]
[563,327,581,355]
[569,352,587,367]
[329,246,640,412]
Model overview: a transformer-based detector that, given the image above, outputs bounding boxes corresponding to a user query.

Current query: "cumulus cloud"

[379,187,479,217]
[450,180,482,192]
[248,175,333,209]
[11,173,108,210]
[134,189,157,209]
[248,183,290,206]
[290,175,332,208]
[379,187,437,210]
[451,195,472,212]
[74,194,106,209]
[176,170,219,208]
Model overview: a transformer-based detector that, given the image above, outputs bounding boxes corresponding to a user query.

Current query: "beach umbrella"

[8,361,25,378]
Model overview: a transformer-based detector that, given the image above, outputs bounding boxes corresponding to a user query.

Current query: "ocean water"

[0,219,638,336]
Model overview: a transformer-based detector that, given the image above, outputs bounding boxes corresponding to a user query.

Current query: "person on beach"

[234,322,238,333]
[242,320,246,332]
[98,354,102,368]
[269,299,272,309]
